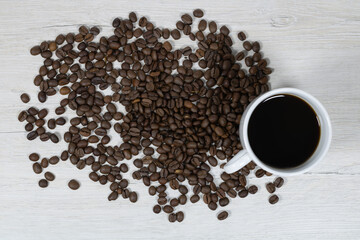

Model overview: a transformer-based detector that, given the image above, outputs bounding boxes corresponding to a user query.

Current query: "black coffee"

[248,94,320,168]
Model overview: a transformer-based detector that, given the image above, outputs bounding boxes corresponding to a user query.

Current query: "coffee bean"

[41,158,49,168]
[266,183,276,193]
[33,162,42,174]
[163,205,174,213]
[153,205,161,214]
[219,197,229,207]
[255,169,265,178]
[248,185,258,194]
[25,123,34,131]
[38,179,48,188]
[29,153,40,161]
[193,9,204,18]
[208,201,217,210]
[176,211,184,222]
[238,31,246,41]
[274,177,284,188]
[181,14,192,25]
[55,117,66,125]
[38,109,48,119]
[198,19,207,31]
[44,172,55,181]
[30,46,41,55]
[49,156,59,165]
[190,195,200,203]
[68,179,80,190]
[144,147,154,156]
[171,29,181,40]
[243,41,252,51]
[129,12,137,22]
[220,26,229,36]
[18,111,28,122]
[179,195,187,205]
[217,211,228,220]
[50,134,59,143]
[129,192,138,203]
[209,21,217,33]
[238,190,248,198]
[108,191,118,201]
[20,93,30,103]
[168,213,176,223]
[252,41,260,52]
[269,194,279,204]
[47,119,56,129]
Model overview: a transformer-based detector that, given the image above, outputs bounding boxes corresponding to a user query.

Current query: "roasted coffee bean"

[30,45,41,55]
[239,189,248,198]
[153,205,161,214]
[20,93,30,103]
[55,117,66,125]
[179,195,187,205]
[25,123,34,131]
[18,111,28,122]
[68,179,80,190]
[198,19,207,31]
[217,211,228,220]
[209,21,217,33]
[266,182,276,193]
[248,185,258,194]
[163,205,174,213]
[181,14,192,25]
[29,153,40,161]
[190,195,200,203]
[49,156,59,165]
[219,197,229,207]
[38,179,48,188]
[108,191,118,201]
[33,162,42,174]
[38,109,48,119]
[169,198,178,207]
[50,134,59,143]
[238,31,246,41]
[176,211,184,222]
[255,169,265,178]
[193,9,204,18]
[171,29,181,40]
[243,41,252,51]
[41,158,49,168]
[129,192,138,203]
[274,177,284,188]
[168,213,177,223]
[269,194,279,204]
[47,119,56,129]
[44,172,55,181]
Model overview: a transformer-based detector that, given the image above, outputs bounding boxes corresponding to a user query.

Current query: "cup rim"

[240,88,332,176]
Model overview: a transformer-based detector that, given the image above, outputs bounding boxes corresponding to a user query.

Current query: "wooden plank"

[0,0,359,239]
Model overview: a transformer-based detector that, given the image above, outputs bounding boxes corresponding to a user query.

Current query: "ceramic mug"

[224,88,332,176]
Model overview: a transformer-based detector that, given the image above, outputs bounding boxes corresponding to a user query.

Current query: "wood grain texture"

[0,0,360,239]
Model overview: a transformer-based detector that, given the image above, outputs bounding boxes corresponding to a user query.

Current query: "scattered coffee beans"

[19,9,282,222]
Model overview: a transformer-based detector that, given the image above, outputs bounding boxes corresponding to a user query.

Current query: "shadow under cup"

[241,88,332,175]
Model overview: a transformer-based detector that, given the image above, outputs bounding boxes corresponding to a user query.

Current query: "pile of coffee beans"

[18,9,283,222]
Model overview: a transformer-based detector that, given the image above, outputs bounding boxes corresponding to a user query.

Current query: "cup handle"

[224,150,251,173]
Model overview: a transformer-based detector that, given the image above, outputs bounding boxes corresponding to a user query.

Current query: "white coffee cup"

[224,88,332,176]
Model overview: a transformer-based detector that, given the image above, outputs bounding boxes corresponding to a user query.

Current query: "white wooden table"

[0,1,359,239]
